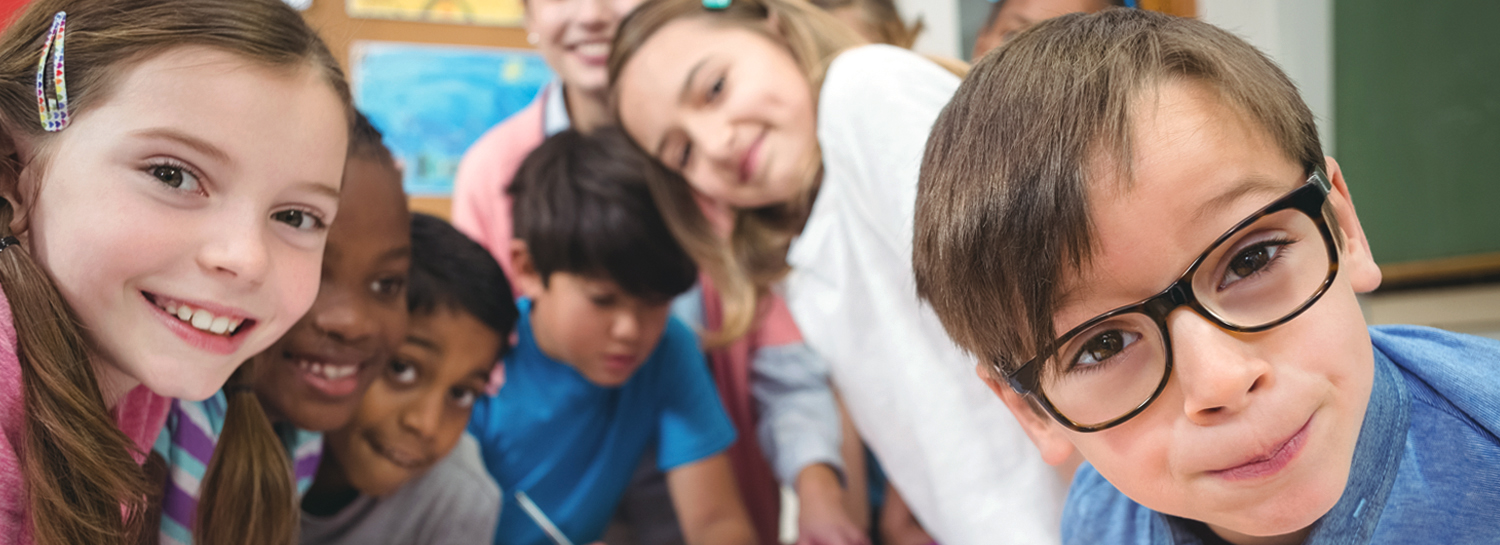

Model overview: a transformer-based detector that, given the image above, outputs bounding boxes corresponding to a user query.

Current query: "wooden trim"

[1138,0,1196,18]
[301,0,530,71]
[1377,252,1500,290]
[408,196,454,220]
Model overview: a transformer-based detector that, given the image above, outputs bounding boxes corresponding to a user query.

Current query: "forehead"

[329,158,410,249]
[76,46,347,186]
[1053,79,1304,328]
[616,18,768,145]
[411,308,502,373]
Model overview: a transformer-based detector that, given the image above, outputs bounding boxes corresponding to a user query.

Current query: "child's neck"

[301,449,360,517]
[562,84,609,135]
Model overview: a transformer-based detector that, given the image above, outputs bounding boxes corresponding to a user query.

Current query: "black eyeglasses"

[1003,169,1341,432]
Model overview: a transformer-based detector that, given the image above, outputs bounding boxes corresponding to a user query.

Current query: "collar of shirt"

[542,81,571,138]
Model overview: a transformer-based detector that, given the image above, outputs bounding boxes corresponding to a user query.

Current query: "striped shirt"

[153,391,322,545]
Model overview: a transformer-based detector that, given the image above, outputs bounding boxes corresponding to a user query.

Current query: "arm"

[665,453,758,545]
[748,341,867,545]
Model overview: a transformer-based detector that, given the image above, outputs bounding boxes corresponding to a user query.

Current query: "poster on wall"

[352,41,554,196]
[346,0,524,27]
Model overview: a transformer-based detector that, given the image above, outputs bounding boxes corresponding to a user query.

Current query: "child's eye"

[1070,329,1140,371]
[706,75,724,103]
[1218,238,1295,290]
[388,359,418,384]
[270,208,327,231]
[451,387,478,409]
[589,293,618,307]
[676,140,693,170]
[147,162,203,193]
[370,276,406,298]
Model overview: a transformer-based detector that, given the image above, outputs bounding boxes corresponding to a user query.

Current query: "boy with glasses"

[914,9,1500,545]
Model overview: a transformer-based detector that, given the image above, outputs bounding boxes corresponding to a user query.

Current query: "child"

[913,9,1500,545]
[155,111,411,545]
[302,213,517,545]
[0,0,351,542]
[609,0,1065,542]
[455,0,855,538]
[470,128,756,545]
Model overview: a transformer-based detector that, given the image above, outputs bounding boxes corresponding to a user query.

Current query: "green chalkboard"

[1334,0,1500,283]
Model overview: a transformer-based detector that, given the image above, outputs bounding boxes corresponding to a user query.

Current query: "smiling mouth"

[145,292,252,337]
[363,430,432,470]
[1209,417,1312,481]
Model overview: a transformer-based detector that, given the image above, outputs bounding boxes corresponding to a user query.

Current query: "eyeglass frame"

[1001,167,1341,433]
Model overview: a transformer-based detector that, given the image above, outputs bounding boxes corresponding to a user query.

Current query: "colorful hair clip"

[703,0,731,10]
[34,11,69,132]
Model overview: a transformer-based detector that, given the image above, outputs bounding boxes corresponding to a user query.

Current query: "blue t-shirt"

[1061,325,1500,544]
[469,299,737,545]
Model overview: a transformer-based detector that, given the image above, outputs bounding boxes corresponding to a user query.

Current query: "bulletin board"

[302,0,539,219]
[1334,0,1500,288]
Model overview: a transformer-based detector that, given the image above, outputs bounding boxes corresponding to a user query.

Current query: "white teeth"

[154,296,244,337]
[190,309,214,330]
[575,42,608,56]
[298,359,359,381]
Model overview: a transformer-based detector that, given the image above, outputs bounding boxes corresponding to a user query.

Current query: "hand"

[795,464,870,545]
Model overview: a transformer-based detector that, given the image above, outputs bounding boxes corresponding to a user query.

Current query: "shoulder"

[1061,463,1163,545]
[1371,325,1500,437]
[819,45,960,125]
[414,434,502,508]
[645,316,704,370]
[456,97,546,185]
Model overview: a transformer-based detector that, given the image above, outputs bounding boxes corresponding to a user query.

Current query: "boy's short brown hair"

[913,9,1323,376]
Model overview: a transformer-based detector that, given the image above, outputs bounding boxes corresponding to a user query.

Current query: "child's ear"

[1323,156,1382,294]
[0,132,32,237]
[977,364,1077,467]
[508,239,547,299]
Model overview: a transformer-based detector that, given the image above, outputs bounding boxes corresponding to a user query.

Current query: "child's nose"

[312,287,378,344]
[1166,308,1271,426]
[399,390,444,439]
[610,311,641,341]
[197,214,270,285]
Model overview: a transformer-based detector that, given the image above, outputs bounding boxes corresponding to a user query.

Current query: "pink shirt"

[0,287,171,544]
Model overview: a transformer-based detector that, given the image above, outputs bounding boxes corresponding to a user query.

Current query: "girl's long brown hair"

[0,1,351,543]
[607,0,863,344]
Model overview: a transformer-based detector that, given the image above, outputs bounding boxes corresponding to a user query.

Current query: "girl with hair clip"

[608,0,1066,543]
[454,0,862,542]
[0,0,354,544]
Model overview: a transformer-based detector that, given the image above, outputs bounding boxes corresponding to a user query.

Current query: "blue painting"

[352,41,554,195]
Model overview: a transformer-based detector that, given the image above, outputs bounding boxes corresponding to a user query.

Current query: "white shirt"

[785,44,1066,545]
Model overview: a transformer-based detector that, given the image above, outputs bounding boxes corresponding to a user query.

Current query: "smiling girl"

[609,0,1066,542]
[0,0,353,543]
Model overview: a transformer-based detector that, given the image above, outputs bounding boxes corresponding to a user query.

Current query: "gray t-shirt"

[300,433,500,545]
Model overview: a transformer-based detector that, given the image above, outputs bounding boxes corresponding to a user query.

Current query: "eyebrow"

[378,245,413,263]
[404,334,442,356]
[1190,176,1290,227]
[298,181,341,202]
[132,127,231,164]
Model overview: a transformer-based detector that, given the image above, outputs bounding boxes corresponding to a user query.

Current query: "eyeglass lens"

[1042,204,1332,428]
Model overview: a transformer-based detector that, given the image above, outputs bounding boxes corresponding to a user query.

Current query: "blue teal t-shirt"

[469,299,737,545]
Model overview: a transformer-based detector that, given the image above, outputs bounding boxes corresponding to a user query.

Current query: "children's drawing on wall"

[347,0,524,26]
[352,41,553,195]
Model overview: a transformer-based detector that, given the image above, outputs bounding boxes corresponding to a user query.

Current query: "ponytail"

[0,193,150,543]
[194,371,298,545]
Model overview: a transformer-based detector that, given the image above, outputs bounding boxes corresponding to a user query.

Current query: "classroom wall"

[1198,0,1333,152]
